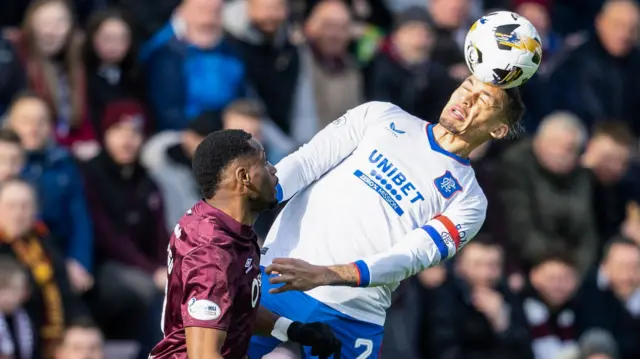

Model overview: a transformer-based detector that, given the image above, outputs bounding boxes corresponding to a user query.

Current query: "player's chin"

[439,117,461,134]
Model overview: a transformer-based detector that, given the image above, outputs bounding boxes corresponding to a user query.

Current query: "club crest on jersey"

[434,171,462,199]
[245,258,253,273]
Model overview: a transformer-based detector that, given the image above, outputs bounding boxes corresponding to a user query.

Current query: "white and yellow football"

[464,11,543,89]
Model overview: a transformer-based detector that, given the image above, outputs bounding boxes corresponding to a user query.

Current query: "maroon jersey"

[150,201,261,359]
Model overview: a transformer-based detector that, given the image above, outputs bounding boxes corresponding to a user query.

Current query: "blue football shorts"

[247,268,384,359]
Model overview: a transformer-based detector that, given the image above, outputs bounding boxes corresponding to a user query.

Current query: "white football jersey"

[261,102,487,325]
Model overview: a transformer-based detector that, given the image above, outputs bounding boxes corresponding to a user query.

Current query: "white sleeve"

[274,101,398,202]
[352,191,487,287]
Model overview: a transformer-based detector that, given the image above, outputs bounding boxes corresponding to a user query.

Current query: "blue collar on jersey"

[426,124,471,166]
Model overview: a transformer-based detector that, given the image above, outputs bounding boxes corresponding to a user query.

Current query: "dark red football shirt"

[150,201,261,359]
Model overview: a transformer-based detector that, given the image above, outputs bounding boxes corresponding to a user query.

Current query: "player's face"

[245,138,278,211]
[439,76,509,141]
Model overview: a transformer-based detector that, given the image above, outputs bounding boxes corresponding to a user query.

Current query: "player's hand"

[287,321,341,359]
[265,258,326,293]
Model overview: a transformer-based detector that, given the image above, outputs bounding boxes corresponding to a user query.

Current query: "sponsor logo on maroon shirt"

[150,201,261,359]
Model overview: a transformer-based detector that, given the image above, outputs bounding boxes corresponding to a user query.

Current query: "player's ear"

[489,123,509,140]
[235,167,251,188]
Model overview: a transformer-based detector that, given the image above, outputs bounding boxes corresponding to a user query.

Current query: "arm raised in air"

[275,101,398,202]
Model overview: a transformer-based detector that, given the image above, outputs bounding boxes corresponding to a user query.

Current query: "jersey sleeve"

[275,101,398,202]
[181,241,236,330]
[352,189,487,287]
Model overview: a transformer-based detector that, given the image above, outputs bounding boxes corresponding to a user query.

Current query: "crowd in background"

[0,0,638,358]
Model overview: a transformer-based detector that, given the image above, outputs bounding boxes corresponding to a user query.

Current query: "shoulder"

[345,101,406,121]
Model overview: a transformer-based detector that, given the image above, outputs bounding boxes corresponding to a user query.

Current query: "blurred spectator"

[6,93,95,295]
[81,99,168,340]
[0,38,26,116]
[0,129,25,184]
[0,0,105,29]
[575,237,640,359]
[224,0,318,143]
[420,238,534,359]
[84,8,145,138]
[112,0,180,41]
[549,0,640,137]
[513,0,561,58]
[581,122,636,253]
[141,110,220,231]
[427,0,472,78]
[621,201,640,246]
[0,255,34,359]
[499,112,598,275]
[9,0,99,159]
[381,265,447,359]
[55,318,105,359]
[520,253,580,359]
[305,0,364,129]
[366,7,458,121]
[142,0,246,131]
[0,179,85,359]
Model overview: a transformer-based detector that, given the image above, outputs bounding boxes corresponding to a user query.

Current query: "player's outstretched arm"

[254,306,342,359]
[185,327,226,359]
[266,194,487,291]
[275,102,397,202]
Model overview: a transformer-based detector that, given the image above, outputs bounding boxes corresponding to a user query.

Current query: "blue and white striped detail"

[420,218,460,261]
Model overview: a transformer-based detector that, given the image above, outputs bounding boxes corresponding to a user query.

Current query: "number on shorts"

[355,338,373,359]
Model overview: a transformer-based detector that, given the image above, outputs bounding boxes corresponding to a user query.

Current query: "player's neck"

[432,124,480,159]
[205,197,256,226]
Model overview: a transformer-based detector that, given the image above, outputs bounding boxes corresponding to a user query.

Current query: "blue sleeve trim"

[421,225,449,259]
[353,260,371,287]
[275,183,284,203]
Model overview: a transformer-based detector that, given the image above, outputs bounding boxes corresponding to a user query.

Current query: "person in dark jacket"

[0,179,86,359]
[84,8,146,139]
[6,93,95,296]
[365,7,458,122]
[575,238,640,359]
[519,253,581,359]
[548,0,640,136]
[0,38,25,116]
[81,99,169,341]
[420,238,534,359]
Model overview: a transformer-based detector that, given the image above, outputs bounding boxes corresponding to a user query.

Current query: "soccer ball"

[464,11,542,89]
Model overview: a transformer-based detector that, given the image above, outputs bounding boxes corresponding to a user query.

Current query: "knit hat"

[394,6,435,31]
[101,99,149,135]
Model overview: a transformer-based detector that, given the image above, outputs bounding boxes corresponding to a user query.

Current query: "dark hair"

[83,8,140,88]
[530,251,578,270]
[503,87,526,139]
[192,129,257,199]
[0,255,26,288]
[65,317,101,332]
[592,121,636,147]
[0,129,22,146]
[602,236,640,260]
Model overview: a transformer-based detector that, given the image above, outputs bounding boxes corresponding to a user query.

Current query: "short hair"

[0,129,21,146]
[602,236,640,260]
[192,129,258,199]
[530,251,578,270]
[537,111,588,145]
[0,255,26,288]
[591,121,635,147]
[61,317,103,344]
[223,99,264,119]
[502,87,526,139]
